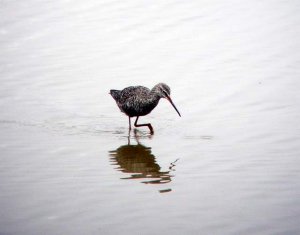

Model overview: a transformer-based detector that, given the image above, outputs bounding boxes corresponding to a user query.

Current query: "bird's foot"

[148,125,154,135]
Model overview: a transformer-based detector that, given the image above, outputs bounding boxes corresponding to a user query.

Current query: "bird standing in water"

[110,83,181,134]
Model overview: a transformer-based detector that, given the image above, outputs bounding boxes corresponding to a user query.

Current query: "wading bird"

[110,83,181,134]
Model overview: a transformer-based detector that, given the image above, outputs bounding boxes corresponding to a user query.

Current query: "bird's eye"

[162,90,168,96]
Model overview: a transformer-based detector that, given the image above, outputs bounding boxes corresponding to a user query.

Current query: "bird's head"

[153,83,171,98]
[152,83,181,117]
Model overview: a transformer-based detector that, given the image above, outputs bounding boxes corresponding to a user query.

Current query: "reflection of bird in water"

[109,142,178,191]
[110,83,181,134]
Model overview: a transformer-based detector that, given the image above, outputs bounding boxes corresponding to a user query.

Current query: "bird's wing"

[119,86,150,103]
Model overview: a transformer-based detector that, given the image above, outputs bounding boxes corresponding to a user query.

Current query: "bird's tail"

[109,89,121,101]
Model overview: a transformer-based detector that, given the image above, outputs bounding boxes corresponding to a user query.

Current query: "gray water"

[1,0,300,234]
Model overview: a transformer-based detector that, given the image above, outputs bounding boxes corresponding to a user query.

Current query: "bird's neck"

[149,90,161,102]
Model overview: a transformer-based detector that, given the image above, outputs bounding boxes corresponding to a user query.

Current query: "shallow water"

[1,0,300,234]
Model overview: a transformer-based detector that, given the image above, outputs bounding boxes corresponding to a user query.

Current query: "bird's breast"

[122,97,160,117]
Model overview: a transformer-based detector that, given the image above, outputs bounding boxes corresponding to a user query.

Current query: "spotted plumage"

[110,83,181,134]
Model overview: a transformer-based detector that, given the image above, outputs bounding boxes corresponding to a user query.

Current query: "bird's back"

[110,86,159,117]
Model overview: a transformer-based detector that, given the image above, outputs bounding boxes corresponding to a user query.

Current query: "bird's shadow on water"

[109,130,179,193]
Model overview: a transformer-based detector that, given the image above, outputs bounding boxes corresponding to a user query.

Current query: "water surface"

[1,0,300,234]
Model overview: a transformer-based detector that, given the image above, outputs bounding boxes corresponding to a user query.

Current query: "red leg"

[134,116,154,134]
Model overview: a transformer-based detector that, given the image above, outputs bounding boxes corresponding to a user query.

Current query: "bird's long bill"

[166,96,181,117]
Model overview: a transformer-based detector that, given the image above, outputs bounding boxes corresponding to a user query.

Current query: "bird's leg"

[134,116,154,134]
[127,117,131,144]
[128,116,131,131]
